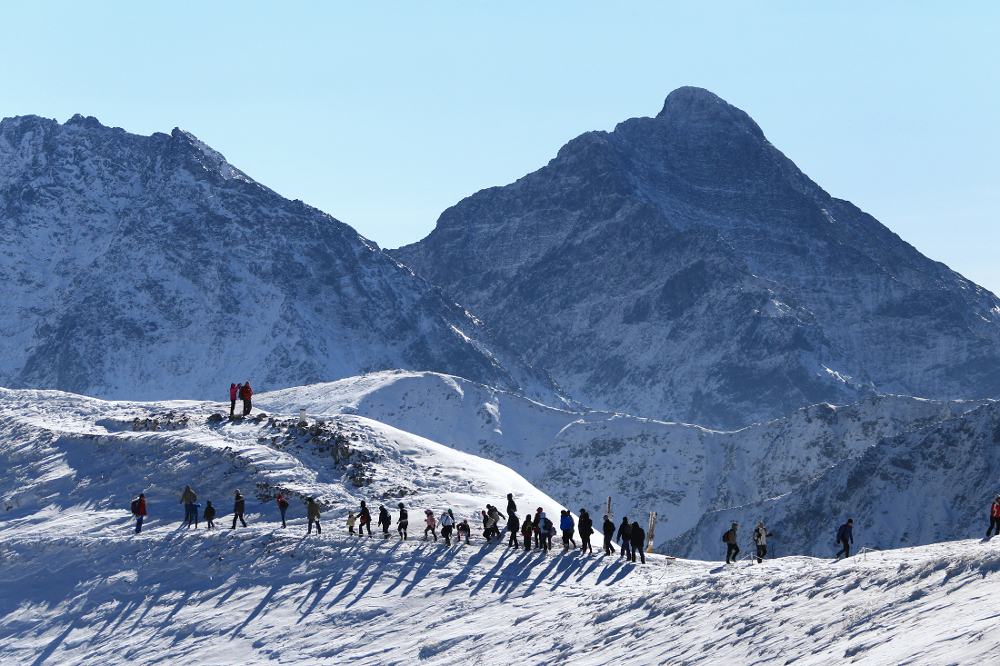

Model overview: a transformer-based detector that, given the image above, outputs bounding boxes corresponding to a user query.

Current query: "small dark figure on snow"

[131,493,147,533]
[229,383,238,417]
[629,520,646,564]
[397,503,409,540]
[578,508,594,554]
[617,517,632,560]
[378,505,391,538]
[602,515,616,556]
[507,512,520,548]
[487,505,505,540]
[753,522,773,563]
[533,507,544,548]
[204,500,216,529]
[240,381,254,416]
[277,493,290,528]
[987,496,1000,538]
[359,501,372,536]
[521,516,534,551]
[457,519,472,544]
[232,490,247,529]
[539,512,553,551]
[307,497,322,534]
[835,519,854,560]
[180,485,198,528]
[423,509,437,541]
[506,493,517,517]
[724,523,739,563]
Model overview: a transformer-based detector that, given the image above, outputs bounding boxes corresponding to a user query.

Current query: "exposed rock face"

[395,87,1000,429]
[0,114,568,405]
[666,399,1000,559]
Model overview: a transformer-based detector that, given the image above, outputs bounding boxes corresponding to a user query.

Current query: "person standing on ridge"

[180,485,197,528]
[560,510,575,552]
[834,519,854,560]
[533,507,544,549]
[378,505,391,538]
[397,502,409,540]
[724,523,740,564]
[347,509,357,535]
[241,381,254,416]
[540,512,553,551]
[307,497,322,535]
[987,496,1000,538]
[457,519,472,544]
[232,490,247,529]
[506,493,517,517]
[629,520,647,564]
[277,493,290,528]
[507,511,520,549]
[617,517,632,561]
[753,522,773,563]
[204,500,216,529]
[423,509,437,541]
[602,514,616,556]
[482,510,494,543]
[132,493,147,533]
[578,508,594,554]
[229,383,238,417]
[440,509,454,545]
[521,515,534,551]
[359,501,372,537]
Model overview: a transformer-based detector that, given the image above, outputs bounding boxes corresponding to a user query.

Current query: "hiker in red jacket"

[229,383,238,416]
[241,381,253,416]
[131,493,147,533]
[987,496,1000,538]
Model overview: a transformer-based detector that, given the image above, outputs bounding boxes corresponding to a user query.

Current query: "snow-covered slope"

[257,371,990,551]
[394,86,1000,429]
[4,384,1000,665]
[669,400,1000,560]
[0,114,568,408]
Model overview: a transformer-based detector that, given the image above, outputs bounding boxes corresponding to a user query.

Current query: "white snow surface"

[258,371,992,557]
[3,384,1000,665]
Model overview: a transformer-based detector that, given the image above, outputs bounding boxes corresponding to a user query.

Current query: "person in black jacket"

[397,503,409,540]
[378,505,391,538]
[724,523,739,563]
[629,520,646,564]
[617,517,632,560]
[578,509,594,553]
[507,512,520,548]
[835,519,854,560]
[204,500,216,529]
[602,515,616,556]
[231,490,247,529]
[506,493,517,517]
[358,501,372,537]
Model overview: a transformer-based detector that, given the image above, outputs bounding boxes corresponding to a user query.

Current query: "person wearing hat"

[423,509,437,541]
[132,493,147,533]
[987,496,1000,538]
[232,490,247,529]
[307,497,322,535]
[241,381,254,416]
[397,502,409,540]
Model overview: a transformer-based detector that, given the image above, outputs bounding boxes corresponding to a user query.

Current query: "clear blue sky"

[3,2,998,292]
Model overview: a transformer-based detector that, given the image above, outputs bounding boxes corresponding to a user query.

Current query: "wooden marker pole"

[646,512,657,553]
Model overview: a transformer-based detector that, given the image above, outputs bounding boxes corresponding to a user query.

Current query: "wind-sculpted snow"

[0,387,561,532]
[668,400,1000,560]
[258,371,988,550]
[2,502,1000,665]
[395,86,1000,429]
[0,114,569,408]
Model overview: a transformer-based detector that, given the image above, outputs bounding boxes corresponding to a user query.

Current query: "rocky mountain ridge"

[395,87,1000,429]
[0,114,569,406]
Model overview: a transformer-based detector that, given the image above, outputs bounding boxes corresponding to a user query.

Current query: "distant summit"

[395,88,1000,428]
[0,114,569,405]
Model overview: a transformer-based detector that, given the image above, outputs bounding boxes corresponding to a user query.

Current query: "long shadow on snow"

[442,544,495,594]
[397,544,462,598]
[231,584,279,639]
[343,541,405,609]
[468,547,518,596]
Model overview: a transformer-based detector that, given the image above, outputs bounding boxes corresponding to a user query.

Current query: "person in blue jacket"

[835,519,854,560]
[560,510,575,552]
